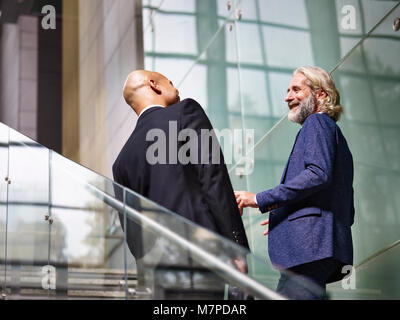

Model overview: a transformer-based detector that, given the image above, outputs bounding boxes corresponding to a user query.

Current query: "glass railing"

[327,240,400,300]
[0,121,324,299]
[325,3,400,300]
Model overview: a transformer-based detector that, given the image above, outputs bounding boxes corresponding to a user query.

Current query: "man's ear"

[149,79,162,95]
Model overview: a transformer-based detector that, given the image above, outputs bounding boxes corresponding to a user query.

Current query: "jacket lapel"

[280,130,301,183]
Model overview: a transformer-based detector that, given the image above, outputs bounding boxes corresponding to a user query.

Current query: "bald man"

[112,70,249,298]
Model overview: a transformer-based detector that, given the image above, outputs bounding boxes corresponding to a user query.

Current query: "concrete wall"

[0,15,38,140]
[68,0,143,178]
[19,16,38,140]
[62,0,80,163]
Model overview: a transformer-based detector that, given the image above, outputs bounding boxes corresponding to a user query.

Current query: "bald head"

[123,70,180,115]
[123,70,155,106]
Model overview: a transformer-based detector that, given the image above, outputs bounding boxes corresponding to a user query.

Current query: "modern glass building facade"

[142,0,400,299]
[0,0,399,299]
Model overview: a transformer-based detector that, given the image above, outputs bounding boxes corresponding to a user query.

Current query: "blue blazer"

[256,113,354,282]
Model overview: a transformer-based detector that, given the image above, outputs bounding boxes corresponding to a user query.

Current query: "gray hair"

[294,66,343,122]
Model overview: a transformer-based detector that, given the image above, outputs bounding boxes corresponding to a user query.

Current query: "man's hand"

[233,258,248,274]
[234,191,258,216]
[261,219,269,236]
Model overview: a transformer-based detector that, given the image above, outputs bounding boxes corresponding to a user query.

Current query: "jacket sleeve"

[256,114,337,213]
[179,99,249,249]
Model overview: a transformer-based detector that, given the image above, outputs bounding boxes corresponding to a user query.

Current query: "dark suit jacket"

[113,98,249,259]
[256,113,354,282]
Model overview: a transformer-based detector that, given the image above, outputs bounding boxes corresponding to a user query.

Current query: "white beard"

[288,93,316,125]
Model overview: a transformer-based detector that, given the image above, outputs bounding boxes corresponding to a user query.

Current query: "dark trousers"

[277,258,341,300]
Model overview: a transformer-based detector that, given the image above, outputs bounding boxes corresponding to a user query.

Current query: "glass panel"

[48,151,127,299]
[145,57,208,109]
[332,3,400,263]
[235,0,312,149]
[229,1,400,300]
[123,188,322,300]
[336,0,398,36]
[5,128,50,298]
[145,5,245,172]
[0,120,325,300]
[235,0,399,143]
[216,0,238,19]
[144,11,197,55]
[0,119,322,300]
[324,3,400,299]
[328,242,400,300]
[200,20,244,170]
[0,123,9,295]
[142,0,165,36]
[334,0,398,71]
[160,0,196,13]
[258,0,309,28]
[237,117,299,260]
[353,242,400,299]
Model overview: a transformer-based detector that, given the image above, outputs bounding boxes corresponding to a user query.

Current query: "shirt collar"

[138,104,164,119]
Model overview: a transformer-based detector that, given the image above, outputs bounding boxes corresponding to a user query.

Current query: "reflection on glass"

[48,151,126,299]
[5,129,50,297]
[121,187,322,300]
[258,0,309,28]
[177,63,208,109]
[239,117,298,258]
[268,72,293,117]
[326,3,400,299]
[234,23,263,65]
[262,26,314,68]
[0,117,325,299]
[160,0,196,13]
[144,12,197,55]
[0,123,9,293]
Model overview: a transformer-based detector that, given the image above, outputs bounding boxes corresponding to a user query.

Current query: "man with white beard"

[234,66,355,300]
